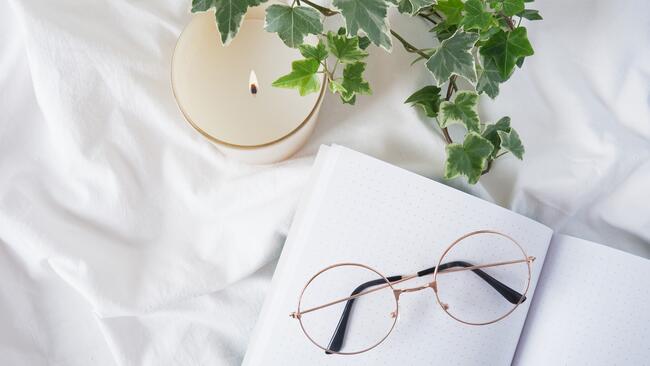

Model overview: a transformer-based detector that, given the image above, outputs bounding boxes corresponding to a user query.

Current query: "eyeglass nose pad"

[390,310,398,319]
[428,281,449,310]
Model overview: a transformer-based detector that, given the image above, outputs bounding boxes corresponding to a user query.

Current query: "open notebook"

[243,145,650,365]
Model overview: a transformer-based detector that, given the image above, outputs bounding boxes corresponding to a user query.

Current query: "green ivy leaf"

[433,0,465,25]
[431,21,458,42]
[404,86,442,118]
[426,30,480,86]
[326,32,369,64]
[358,36,371,50]
[191,0,214,11]
[477,26,500,44]
[264,5,323,48]
[438,91,480,132]
[476,55,503,98]
[497,129,525,159]
[445,132,494,184]
[516,56,525,68]
[461,0,495,31]
[272,59,321,96]
[502,0,525,16]
[398,0,435,16]
[340,62,371,103]
[481,116,511,157]
[329,80,347,94]
[479,27,534,79]
[298,41,328,62]
[341,94,357,105]
[486,0,503,12]
[333,0,392,51]
[518,9,543,20]
[192,0,267,45]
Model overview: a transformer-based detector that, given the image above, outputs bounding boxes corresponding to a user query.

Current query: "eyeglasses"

[289,230,535,355]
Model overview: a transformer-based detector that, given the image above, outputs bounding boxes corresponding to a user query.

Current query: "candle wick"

[249,70,259,96]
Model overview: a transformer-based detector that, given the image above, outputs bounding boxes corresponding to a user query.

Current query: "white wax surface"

[172,12,323,146]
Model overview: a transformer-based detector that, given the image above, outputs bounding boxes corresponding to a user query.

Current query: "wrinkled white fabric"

[0,0,648,365]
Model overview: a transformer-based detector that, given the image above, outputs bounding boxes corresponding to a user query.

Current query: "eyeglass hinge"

[393,289,402,300]
[429,281,437,292]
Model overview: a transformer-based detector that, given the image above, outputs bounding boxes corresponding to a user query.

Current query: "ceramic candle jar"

[172,7,326,164]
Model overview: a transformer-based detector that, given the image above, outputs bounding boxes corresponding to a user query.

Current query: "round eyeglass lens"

[297,264,398,354]
[434,231,531,325]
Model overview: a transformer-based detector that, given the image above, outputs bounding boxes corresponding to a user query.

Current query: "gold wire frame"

[290,229,535,355]
[294,263,400,355]
[433,230,532,326]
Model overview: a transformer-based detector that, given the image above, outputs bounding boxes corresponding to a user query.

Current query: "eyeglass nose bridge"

[392,280,438,300]
[393,281,449,311]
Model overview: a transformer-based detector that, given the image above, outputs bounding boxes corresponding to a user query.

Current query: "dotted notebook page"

[512,234,650,365]
[243,145,554,366]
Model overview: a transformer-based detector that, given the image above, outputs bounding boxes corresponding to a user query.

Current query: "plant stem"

[418,13,437,24]
[500,12,515,30]
[389,30,431,59]
[482,160,493,175]
[495,150,509,159]
[445,75,457,101]
[300,0,431,60]
[482,151,510,175]
[321,60,334,82]
[331,59,340,75]
[425,11,444,22]
[301,0,338,16]
[439,75,458,144]
[441,126,453,144]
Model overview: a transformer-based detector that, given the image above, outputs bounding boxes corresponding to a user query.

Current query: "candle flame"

[249,70,258,96]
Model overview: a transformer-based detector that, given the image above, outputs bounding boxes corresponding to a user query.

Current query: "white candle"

[172,8,326,164]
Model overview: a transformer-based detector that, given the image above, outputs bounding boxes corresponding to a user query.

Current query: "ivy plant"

[191,0,541,184]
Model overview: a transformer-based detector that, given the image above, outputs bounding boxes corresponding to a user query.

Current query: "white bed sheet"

[0,0,648,365]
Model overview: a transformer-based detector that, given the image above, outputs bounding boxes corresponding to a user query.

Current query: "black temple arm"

[325,275,402,354]
[418,261,526,304]
[325,261,526,354]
